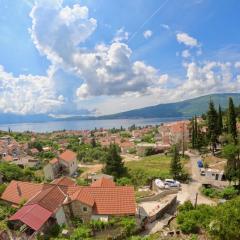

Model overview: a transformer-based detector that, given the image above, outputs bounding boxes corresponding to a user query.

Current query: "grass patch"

[125,154,171,186]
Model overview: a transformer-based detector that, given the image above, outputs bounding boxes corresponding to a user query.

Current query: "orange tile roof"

[59,150,76,163]
[89,186,136,215]
[71,188,95,207]
[27,185,67,213]
[1,181,43,205]
[51,176,76,186]
[91,177,116,188]
[3,179,136,216]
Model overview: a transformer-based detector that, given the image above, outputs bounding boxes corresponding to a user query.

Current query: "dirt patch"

[203,155,227,171]
[79,163,103,178]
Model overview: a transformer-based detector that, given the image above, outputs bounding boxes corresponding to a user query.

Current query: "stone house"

[43,150,78,180]
[1,176,136,238]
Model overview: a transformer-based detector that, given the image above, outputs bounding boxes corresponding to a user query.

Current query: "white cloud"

[235,62,240,68]
[112,27,129,42]
[0,65,64,114]
[181,49,191,58]
[143,30,153,39]
[160,24,170,30]
[176,32,198,47]
[29,0,97,65]
[30,1,165,100]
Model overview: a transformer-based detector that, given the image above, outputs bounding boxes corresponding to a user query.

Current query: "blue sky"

[0,0,240,116]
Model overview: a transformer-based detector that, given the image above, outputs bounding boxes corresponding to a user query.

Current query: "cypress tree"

[207,100,218,154]
[170,145,183,180]
[218,105,223,135]
[194,115,198,149]
[104,144,126,179]
[228,97,237,144]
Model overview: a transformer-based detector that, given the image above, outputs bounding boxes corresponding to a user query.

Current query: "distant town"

[0,98,239,239]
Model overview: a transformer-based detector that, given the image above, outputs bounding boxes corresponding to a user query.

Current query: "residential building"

[43,150,78,180]
[1,176,136,238]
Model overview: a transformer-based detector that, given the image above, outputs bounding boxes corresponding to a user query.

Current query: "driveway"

[177,151,216,205]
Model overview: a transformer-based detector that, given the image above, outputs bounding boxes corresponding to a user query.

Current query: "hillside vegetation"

[100,93,240,119]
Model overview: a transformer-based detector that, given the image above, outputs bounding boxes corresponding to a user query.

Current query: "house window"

[83,206,88,212]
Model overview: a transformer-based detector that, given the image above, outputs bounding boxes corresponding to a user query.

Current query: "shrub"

[70,226,91,240]
[119,217,137,236]
[47,223,60,238]
[0,184,7,195]
[116,177,132,186]
[218,186,238,200]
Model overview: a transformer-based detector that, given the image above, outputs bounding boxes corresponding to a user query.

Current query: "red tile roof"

[1,181,43,205]
[71,188,95,207]
[3,179,136,219]
[89,186,136,215]
[9,204,52,231]
[27,185,67,213]
[59,150,76,163]
[51,176,76,186]
[91,177,116,188]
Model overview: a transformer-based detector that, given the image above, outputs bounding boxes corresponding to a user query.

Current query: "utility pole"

[194,193,198,208]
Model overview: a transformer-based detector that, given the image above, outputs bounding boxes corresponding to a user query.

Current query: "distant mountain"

[0,93,240,124]
[95,93,240,119]
[0,113,55,124]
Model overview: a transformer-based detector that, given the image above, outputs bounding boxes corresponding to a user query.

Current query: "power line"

[127,0,169,43]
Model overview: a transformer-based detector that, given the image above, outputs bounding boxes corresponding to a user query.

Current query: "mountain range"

[0,93,240,124]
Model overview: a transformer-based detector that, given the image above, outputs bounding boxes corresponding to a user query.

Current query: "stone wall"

[64,201,92,223]
[138,189,178,203]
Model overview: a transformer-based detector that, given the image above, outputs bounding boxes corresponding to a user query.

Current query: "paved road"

[177,151,216,205]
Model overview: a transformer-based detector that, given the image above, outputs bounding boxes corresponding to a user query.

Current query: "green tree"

[170,145,183,180]
[90,137,97,148]
[104,144,126,178]
[222,144,239,183]
[218,105,223,135]
[191,117,196,149]
[227,97,237,144]
[207,100,218,154]
[209,197,240,240]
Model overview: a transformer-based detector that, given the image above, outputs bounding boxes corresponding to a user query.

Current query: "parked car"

[164,179,181,187]
[200,168,206,176]
[197,160,203,168]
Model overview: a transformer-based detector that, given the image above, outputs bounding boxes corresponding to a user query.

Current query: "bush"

[219,186,238,200]
[201,186,238,200]
[0,184,7,195]
[70,226,91,240]
[116,177,132,186]
[76,178,88,186]
[119,217,137,236]
[177,202,215,234]
[179,217,199,234]
[47,223,60,238]
[201,187,219,198]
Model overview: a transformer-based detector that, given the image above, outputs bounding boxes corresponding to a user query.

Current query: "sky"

[0,0,240,117]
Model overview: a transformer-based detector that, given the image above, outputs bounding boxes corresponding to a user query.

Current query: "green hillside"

[100,93,240,119]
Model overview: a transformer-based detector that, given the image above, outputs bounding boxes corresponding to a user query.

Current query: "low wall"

[138,189,178,203]
[148,195,177,223]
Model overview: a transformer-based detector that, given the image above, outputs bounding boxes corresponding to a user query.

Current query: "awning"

[9,204,52,231]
